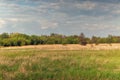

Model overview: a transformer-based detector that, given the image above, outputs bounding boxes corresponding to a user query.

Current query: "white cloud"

[38,20,58,29]
[111,10,120,14]
[83,23,120,31]
[0,19,6,28]
[74,1,97,10]
[6,18,30,22]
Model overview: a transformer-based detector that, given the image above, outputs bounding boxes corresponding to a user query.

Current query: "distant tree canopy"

[0,32,119,47]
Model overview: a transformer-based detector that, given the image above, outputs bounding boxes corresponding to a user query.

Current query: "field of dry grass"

[0,48,120,80]
[0,44,120,79]
[2,44,120,50]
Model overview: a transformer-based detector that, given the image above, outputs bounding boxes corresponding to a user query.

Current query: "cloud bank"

[0,0,120,36]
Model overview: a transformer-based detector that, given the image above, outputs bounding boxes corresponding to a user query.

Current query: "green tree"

[79,33,87,45]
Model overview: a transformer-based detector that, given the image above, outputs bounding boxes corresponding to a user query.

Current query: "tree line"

[0,32,119,46]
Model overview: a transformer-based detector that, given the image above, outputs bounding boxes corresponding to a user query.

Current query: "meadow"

[0,45,120,80]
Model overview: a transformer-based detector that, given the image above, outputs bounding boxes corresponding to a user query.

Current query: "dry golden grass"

[1,43,120,50]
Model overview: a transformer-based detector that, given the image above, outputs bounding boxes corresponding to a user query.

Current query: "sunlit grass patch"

[0,49,120,80]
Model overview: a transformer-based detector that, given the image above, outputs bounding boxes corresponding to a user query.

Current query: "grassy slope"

[0,49,120,80]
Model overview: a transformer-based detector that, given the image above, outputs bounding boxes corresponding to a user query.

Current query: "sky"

[0,0,120,37]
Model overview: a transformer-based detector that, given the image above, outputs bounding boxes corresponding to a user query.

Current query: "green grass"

[0,49,120,80]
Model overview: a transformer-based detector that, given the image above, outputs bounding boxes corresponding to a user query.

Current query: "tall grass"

[0,49,120,80]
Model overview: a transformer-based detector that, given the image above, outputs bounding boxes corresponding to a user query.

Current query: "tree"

[0,33,9,39]
[79,33,87,45]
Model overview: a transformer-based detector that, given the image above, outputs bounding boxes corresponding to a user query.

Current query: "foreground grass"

[0,49,120,80]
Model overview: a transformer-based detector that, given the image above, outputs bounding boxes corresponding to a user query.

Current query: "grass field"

[1,45,120,80]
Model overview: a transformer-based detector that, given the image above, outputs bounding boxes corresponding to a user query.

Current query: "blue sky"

[0,0,120,37]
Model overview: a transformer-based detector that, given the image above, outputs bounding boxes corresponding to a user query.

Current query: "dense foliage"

[0,32,120,46]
